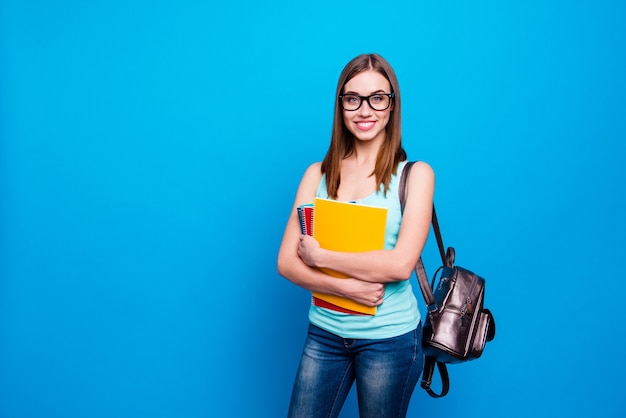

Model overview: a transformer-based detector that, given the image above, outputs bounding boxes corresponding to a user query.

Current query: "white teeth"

[357,122,374,128]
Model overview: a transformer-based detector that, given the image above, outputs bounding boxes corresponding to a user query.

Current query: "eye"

[370,95,384,103]
[345,95,359,104]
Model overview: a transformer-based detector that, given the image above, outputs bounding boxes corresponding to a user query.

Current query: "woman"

[277,53,434,418]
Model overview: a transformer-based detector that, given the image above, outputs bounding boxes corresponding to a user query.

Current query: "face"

[341,70,393,144]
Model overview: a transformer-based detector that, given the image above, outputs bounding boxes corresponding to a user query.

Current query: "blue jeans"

[287,323,423,418]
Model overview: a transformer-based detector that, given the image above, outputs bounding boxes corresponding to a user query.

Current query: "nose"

[357,98,374,115]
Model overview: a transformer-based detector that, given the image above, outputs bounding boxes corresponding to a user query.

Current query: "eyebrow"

[343,89,388,95]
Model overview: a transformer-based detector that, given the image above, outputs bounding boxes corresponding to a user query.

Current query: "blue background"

[1,1,625,417]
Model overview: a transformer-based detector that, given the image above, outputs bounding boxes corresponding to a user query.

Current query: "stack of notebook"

[297,197,388,315]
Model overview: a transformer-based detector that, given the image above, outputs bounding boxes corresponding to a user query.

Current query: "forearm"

[278,250,348,296]
[312,248,416,283]
[278,248,385,308]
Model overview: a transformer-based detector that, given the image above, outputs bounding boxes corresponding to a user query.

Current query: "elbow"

[394,261,415,282]
[277,251,293,279]
[277,262,290,279]
[277,257,288,278]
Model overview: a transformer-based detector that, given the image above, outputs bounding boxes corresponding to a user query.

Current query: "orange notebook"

[311,197,388,315]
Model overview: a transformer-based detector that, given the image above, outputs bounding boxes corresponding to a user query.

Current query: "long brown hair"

[321,53,406,199]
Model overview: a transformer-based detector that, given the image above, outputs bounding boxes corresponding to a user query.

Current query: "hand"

[340,278,385,307]
[297,235,321,267]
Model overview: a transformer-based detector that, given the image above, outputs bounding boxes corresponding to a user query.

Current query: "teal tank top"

[308,161,421,339]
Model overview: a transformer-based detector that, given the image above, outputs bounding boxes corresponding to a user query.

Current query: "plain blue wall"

[1,1,625,417]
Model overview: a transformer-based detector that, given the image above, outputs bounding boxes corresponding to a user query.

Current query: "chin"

[353,131,383,142]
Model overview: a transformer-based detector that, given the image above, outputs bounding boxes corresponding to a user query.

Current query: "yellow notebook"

[312,197,388,315]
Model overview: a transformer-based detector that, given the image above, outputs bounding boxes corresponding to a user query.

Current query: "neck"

[351,138,382,166]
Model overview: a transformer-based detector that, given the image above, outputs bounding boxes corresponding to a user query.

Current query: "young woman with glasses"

[277,53,435,418]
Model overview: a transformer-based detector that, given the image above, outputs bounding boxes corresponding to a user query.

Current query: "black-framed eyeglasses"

[339,93,395,111]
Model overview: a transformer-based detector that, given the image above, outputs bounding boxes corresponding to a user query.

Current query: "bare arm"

[277,163,385,307]
[297,162,435,283]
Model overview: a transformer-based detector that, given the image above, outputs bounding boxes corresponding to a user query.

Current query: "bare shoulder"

[301,162,323,186]
[294,162,323,204]
[304,161,323,178]
[404,161,435,215]
[409,161,435,185]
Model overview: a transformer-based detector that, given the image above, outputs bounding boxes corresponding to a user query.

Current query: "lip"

[355,121,376,131]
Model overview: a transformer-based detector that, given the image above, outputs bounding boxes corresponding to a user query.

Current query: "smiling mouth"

[356,121,375,130]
